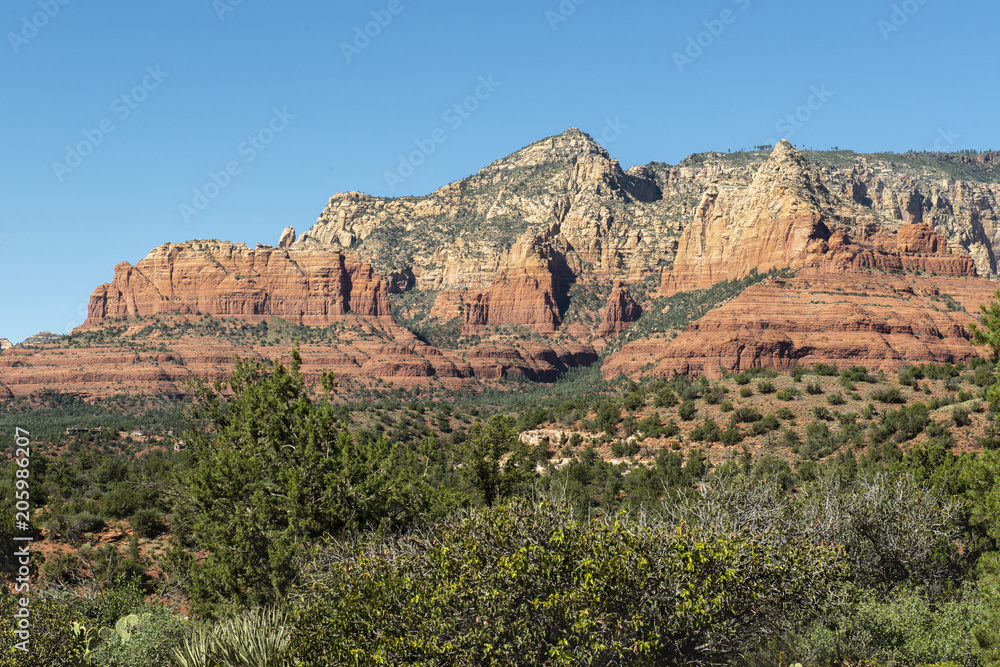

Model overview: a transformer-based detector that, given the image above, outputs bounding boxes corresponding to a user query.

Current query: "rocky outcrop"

[598,282,642,336]
[0,338,12,352]
[0,381,12,401]
[278,226,296,249]
[606,267,997,379]
[86,241,392,327]
[19,332,62,347]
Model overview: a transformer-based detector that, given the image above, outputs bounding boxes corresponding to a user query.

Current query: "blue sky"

[1,0,997,344]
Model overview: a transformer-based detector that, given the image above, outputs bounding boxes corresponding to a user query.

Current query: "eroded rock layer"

[86,241,391,326]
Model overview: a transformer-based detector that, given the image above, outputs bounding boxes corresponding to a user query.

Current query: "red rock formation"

[661,141,837,296]
[463,266,562,333]
[86,241,391,327]
[597,282,642,336]
[604,272,997,379]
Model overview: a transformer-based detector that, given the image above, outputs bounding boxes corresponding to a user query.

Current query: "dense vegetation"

[8,294,1000,663]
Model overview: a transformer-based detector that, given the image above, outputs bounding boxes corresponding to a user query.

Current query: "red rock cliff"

[86,241,391,326]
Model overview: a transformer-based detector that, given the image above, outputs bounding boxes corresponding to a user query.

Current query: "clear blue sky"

[1,0,997,344]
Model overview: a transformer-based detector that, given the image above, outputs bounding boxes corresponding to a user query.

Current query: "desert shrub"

[813,362,839,376]
[729,407,763,424]
[678,401,697,421]
[90,608,190,667]
[739,387,753,398]
[774,407,795,421]
[173,607,288,667]
[283,499,849,666]
[787,586,985,667]
[871,386,906,404]
[734,373,750,385]
[757,381,776,395]
[953,407,972,427]
[719,400,734,413]
[612,440,640,457]
[827,392,846,406]
[805,382,824,395]
[690,419,722,443]
[129,509,166,539]
[654,389,678,408]
[776,389,797,401]
[702,386,727,405]
[720,427,744,446]
[748,414,780,436]
[811,406,834,421]
[0,594,87,665]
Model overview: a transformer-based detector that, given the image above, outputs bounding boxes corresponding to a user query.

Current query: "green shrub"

[813,362,839,376]
[129,509,165,539]
[739,387,753,398]
[774,407,795,421]
[729,407,763,424]
[720,427,744,446]
[757,381,776,395]
[827,392,846,406]
[678,401,697,421]
[805,382,824,395]
[776,389,797,401]
[174,607,289,667]
[720,400,734,413]
[872,386,906,404]
[282,499,849,666]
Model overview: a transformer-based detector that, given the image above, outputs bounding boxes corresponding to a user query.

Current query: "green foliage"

[283,499,849,666]
[757,381,776,395]
[677,400,697,421]
[181,352,441,615]
[872,386,906,404]
[173,607,289,667]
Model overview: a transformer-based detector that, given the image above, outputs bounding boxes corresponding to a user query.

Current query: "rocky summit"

[5,129,1000,399]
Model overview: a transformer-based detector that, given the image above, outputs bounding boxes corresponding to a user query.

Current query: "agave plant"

[172,607,290,667]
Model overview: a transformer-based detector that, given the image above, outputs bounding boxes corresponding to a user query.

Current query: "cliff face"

[604,272,996,379]
[9,130,1000,399]
[86,241,392,327]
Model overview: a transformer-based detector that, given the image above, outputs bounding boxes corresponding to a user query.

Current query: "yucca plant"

[172,607,290,667]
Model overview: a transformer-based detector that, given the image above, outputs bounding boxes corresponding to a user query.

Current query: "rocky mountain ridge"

[5,130,1000,399]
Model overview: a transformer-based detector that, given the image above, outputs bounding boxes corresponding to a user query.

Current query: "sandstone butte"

[3,130,1000,399]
